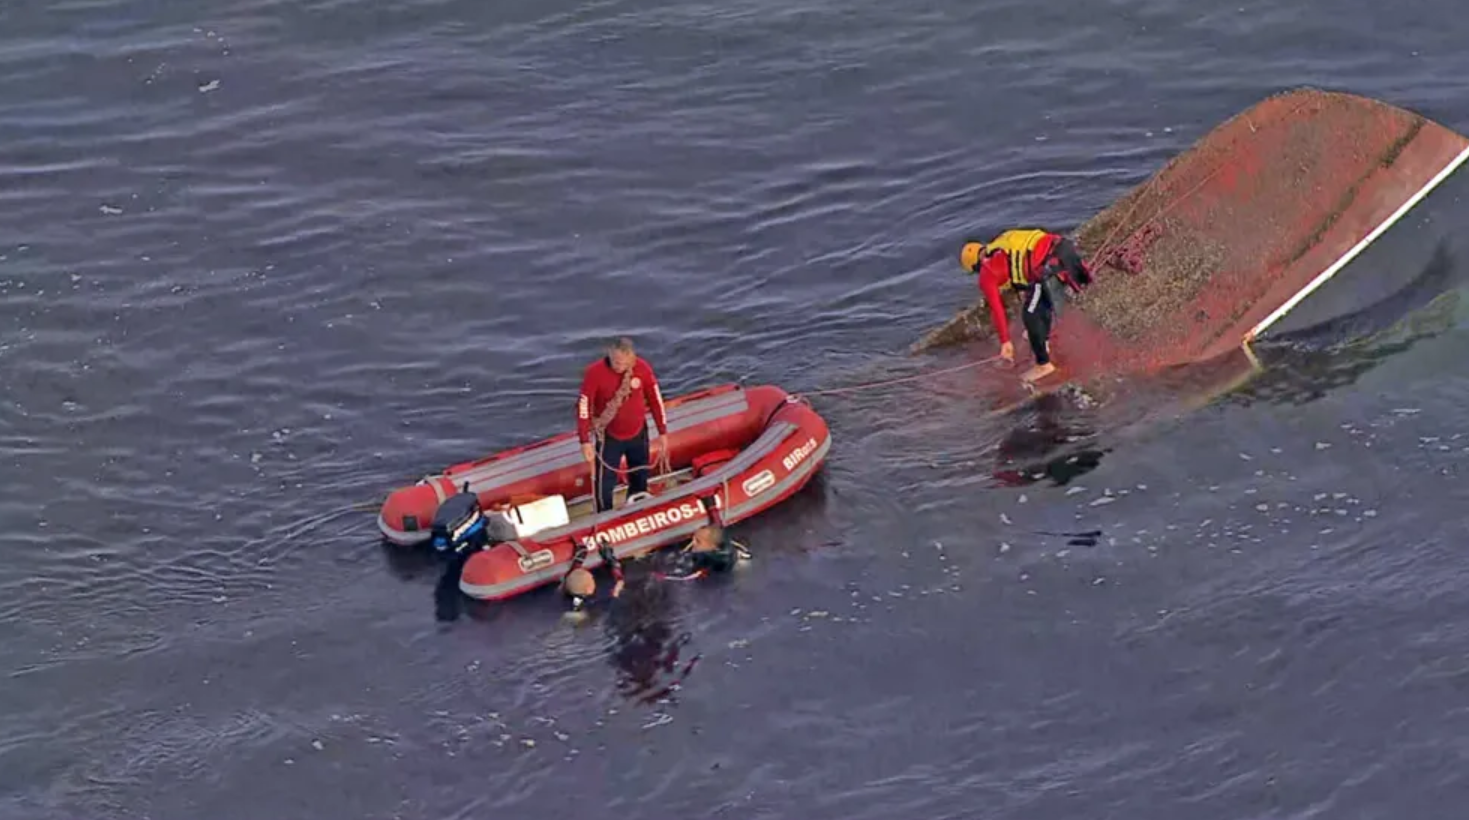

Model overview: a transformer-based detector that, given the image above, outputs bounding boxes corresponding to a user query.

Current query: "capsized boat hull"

[915,88,1469,402]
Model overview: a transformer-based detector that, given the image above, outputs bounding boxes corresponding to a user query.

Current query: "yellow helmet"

[959,241,985,273]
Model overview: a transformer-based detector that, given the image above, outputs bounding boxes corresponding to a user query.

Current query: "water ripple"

[5,0,1469,816]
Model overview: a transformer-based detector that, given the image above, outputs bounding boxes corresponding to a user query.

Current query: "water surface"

[4,1,1469,817]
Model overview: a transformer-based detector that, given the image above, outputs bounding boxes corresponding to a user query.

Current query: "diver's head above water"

[688,525,723,552]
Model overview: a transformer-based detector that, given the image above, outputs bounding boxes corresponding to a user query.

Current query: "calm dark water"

[6,0,1469,817]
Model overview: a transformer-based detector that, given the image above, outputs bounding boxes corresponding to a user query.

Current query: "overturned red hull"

[915,88,1469,407]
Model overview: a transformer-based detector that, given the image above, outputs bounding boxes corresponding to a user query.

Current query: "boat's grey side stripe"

[379,516,416,543]
[386,423,825,546]
[519,421,797,543]
[725,435,831,522]
[450,391,750,491]
[458,520,708,598]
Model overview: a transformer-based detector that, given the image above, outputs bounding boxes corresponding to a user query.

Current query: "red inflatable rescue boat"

[376,383,830,602]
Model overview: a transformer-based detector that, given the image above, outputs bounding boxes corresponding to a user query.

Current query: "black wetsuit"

[1018,237,1092,367]
[563,542,624,612]
[659,537,742,581]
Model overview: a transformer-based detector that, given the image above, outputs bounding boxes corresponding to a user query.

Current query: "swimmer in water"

[562,541,625,613]
[658,524,751,581]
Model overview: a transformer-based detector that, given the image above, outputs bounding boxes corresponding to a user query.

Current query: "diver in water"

[656,524,751,582]
[605,524,747,702]
[560,517,747,700]
[561,541,625,613]
[563,524,749,610]
[561,495,751,617]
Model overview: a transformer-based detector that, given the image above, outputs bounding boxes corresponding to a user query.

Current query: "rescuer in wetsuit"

[657,525,749,581]
[959,229,1093,384]
[561,541,625,613]
[563,520,746,613]
[564,523,744,700]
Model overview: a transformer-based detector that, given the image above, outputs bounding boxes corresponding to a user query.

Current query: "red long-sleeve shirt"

[976,233,1059,346]
[577,357,668,443]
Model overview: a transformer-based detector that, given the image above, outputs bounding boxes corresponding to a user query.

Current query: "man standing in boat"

[577,337,671,513]
[959,229,1092,383]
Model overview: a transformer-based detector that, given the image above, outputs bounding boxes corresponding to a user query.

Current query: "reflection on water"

[1258,238,1465,344]
[434,551,473,623]
[375,540,481,622]
[379,541,439,583]
[559,562,702,706]
[1036,285,1466,425]
[982,282,1462,490]
[1228,289,1463,408]
[393,525,711,703]
[603,571,700,706]
[989,392,1109,488]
